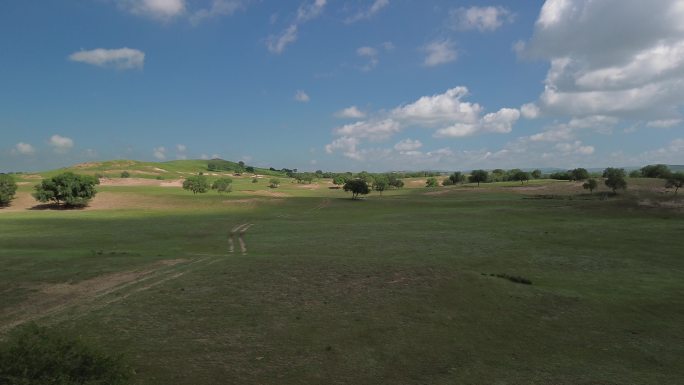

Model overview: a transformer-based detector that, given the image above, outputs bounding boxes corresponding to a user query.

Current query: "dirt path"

[0,257,220,333]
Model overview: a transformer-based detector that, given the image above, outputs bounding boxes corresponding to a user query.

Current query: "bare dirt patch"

[160,179,184,187]
[99,177,163,187]
[242,190,292,198]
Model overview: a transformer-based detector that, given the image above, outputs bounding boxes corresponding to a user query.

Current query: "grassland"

[1,171,683,384]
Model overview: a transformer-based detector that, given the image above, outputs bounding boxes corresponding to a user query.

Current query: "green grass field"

[1,174,683,384]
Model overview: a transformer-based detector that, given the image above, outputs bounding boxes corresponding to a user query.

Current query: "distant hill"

[668,165,684,172]
[34,159,286,180]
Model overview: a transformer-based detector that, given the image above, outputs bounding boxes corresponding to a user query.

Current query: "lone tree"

[469,170,488,186]
[33,172,99,207]
[603,168,627,194]
[182,174,209,194]
[583,178,598,193]
[425,177,439,187]
[531,169,542,179]
[269,178,281,188]
[665,172,684,195]
[211,177,233,193]
[343,179,370,199]
[373,175,389,195]
[0,174,18,207]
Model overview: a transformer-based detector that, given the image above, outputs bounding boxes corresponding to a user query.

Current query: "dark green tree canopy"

[603,168,627,193]
[469,170,488,186]
[511,170,530,184]
[182,175,209,194]
[0,174,18,206]
[211,177,233,193]
[640,164,671,179]
[665,172,684,195]
[583,178,598,193]
[32,172,99,207]
[570,168,590,181]
[343,179,370,199]
[531,169,542,179]
[448,172,465,184]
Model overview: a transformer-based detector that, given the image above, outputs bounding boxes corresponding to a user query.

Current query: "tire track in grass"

[0,257,220,333]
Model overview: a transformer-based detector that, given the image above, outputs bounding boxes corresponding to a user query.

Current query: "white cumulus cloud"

[119,0,186,19]
[14,142,36,155]
[423,40,457,67]
[49,135,74,153]
[394,139,423,152]
[153,146,167,160]
[69,48,145,70]
[335,106,366,119]
[450,6,513,32]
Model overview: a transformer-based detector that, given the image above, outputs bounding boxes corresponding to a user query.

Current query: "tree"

[469,170,488,186]
[0,174,18,206]
[425,177,439,187]
[269,178,280,188]
[512,170,530,184]
[373,176,389,195]
[332,175,347,188]
[531,169,542,179]
[246,166,255,173]
[343,179,370,199]
[33,172,99,207]
[570,168,590,181]
[640,164,671,179]
[448,172,465,185]
[211,177,233,193]
[442,178,454,186]
[182,174,209,194]
[388,174,404,188]
[603,168,627,193]
[120,171,130,178]
[665,172,684,195]
[582,178,598,193]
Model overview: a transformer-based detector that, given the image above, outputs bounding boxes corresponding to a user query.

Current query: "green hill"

[34,159,286,180]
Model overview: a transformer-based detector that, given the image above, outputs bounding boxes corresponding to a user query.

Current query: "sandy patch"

[72,162,103,169]
[99,177,162,186]
[295,184,321,189]
[242,190,292,198]
[160,179,184,187]
[152,167,168,173]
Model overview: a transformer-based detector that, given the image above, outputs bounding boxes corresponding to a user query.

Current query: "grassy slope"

[30,159,286,180]
[0,179,683,384]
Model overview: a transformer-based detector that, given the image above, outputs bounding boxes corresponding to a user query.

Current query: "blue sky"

[1,0,683,172]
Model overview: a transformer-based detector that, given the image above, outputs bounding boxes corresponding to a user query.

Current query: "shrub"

[0,174,18,206]
[211,177,233,193]
[0,323,133,385]
[120,171,130,178]
[252,177,258,183]
[182,174,209,194]
[32,172,99,207]
[269,178,281,188]
[425,177,439,187]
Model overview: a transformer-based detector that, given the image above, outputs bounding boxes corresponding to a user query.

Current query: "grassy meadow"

[1,166,683,384]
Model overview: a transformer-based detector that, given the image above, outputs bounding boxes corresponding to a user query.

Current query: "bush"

[0,174,18,207]
[182,174,209,194]
[0,323,133,385]
[269,178,281,188]
[425,177,439,187]
[120,171,130,178]
[32,172,99,207]
[211,177,233,193]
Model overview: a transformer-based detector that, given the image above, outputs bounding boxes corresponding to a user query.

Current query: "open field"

[1,175,683,384]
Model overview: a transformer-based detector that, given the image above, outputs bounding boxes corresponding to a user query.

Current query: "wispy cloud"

[118,0,186,20]
[266,0,326,54]
[335,106,366,119]
[153,146,167,160]
[294,90,310,102]
[69,48,145,70]
[345,0,389,23]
